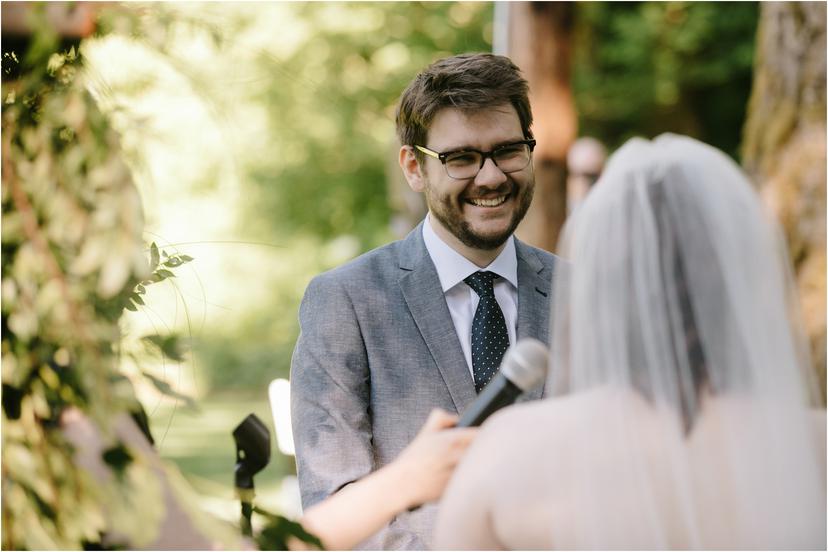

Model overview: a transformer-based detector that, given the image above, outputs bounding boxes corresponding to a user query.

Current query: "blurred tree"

[572,2,758,160]
[246,2,493,250]
[502,1,577,253]
[491,1,757,252]
[1,4,170,547]
[741,2,826,401]
[2,4,328,547]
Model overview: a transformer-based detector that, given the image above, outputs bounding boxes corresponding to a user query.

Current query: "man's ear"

[399,145,426,192]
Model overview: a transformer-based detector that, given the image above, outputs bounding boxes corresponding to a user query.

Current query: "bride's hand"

[389,408,479,508]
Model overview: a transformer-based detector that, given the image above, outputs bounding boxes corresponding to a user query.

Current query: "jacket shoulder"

[530,245,558,266]
[307,239,403,289]
[516,240,559,271]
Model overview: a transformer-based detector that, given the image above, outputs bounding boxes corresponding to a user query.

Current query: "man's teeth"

[468,196,507,207]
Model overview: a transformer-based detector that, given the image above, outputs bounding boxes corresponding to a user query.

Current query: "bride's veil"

[547,134,826,548]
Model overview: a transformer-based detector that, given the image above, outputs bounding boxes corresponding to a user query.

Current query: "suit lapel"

[398,225,477,412]
[515,239,553,401]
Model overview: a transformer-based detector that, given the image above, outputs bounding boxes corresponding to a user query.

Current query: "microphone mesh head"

[500,338,549,391]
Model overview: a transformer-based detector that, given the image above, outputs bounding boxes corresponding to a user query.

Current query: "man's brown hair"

[395,53,532,160]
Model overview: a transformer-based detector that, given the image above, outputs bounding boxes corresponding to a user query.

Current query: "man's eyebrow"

[438,138,526,153]
[490,138,527,149]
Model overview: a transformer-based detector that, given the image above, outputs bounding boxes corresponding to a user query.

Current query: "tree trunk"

[505,1,577,253]
[742,2,826,401]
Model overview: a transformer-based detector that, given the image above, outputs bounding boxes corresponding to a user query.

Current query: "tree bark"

[506,1,577,253]
[742,2,826,401]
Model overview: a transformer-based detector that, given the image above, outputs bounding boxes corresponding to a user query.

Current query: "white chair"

[268,378,302,516]
[267,378,295,456]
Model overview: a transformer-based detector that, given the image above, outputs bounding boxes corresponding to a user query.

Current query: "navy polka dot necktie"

[464,271,510,393]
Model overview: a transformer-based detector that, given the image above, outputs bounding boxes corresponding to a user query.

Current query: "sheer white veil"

[547,134,826,548]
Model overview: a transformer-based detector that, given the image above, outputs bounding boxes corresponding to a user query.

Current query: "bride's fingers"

[422,408,459,432]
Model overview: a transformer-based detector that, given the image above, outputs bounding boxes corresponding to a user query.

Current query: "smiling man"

[290,53,558,550]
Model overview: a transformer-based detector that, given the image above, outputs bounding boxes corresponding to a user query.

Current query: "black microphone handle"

[456,375,523,427]
[408,375,524,512]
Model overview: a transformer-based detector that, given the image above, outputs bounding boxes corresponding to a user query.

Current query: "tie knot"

[464,271,498,298]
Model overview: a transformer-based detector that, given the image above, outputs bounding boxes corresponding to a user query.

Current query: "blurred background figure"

[566,136,607,215]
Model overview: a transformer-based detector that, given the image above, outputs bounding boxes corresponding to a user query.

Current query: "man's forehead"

[432,103,518,123]
[427,104,523,147]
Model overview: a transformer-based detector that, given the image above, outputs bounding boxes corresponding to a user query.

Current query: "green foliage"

[0,12,206,548]
[141,370,198,410]
[572,1,759,159]
[2,6,333,548]
[102,443,135,478]
[141,332,187,363]
[1,31,159,547]
[142,242,193,286]
[247,2,493,247]
[197,334,296,390]
[254,505,325,550]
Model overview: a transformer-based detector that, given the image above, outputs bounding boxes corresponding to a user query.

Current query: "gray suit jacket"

[290,223,557,549]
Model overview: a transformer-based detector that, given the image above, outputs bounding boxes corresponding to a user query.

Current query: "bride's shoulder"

[488,385,641,422]
[477,386,641,449]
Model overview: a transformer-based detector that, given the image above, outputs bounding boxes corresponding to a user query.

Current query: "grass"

[147,390,302,526]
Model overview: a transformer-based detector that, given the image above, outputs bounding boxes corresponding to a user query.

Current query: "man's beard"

[425,177,534,251]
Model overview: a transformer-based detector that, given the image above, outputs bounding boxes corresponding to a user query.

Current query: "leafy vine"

[2,5,321,549]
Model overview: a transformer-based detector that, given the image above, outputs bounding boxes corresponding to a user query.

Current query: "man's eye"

[446,153,479,166]
[496,145,523,158]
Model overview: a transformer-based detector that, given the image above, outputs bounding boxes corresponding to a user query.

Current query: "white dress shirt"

[422,214,518,377]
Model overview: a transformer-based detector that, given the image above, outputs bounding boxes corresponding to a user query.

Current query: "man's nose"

[474,157,508,187]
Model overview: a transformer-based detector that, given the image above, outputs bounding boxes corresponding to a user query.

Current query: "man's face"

[417,104,534,251]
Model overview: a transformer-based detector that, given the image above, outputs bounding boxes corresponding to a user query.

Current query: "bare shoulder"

[436,388,633,549]
[453,387,629,478]
[482,387,632,442]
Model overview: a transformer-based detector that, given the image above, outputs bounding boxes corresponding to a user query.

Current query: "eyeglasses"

[415,139,536,180]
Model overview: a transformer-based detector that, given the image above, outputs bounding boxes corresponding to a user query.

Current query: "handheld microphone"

[407,339,549,513]
[457,338,549,427]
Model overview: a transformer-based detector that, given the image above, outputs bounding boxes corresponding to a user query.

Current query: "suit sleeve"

[290,274,374,509]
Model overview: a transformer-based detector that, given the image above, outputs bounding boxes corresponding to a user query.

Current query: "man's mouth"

[465,194,509,207]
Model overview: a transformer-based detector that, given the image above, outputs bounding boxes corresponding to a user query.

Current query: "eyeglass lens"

[444,144,532,179]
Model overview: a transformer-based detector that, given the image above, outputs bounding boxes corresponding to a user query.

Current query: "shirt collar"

[422,213,518,293]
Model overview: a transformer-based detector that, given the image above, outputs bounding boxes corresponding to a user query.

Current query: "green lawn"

[147,391,301,525]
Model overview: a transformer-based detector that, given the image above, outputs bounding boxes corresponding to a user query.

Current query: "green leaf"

[140,371,196,409]
[130,293,145,306]
[162,257,182,268]
[253,506,325,551]
[124,301,138,312]
[141,334,187,362]
[47,53,66,75]
[149,242,160,272]
[179,255,194,263]
[136,284,146,294]
[102,443,133,478]
[155,269,175,279]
